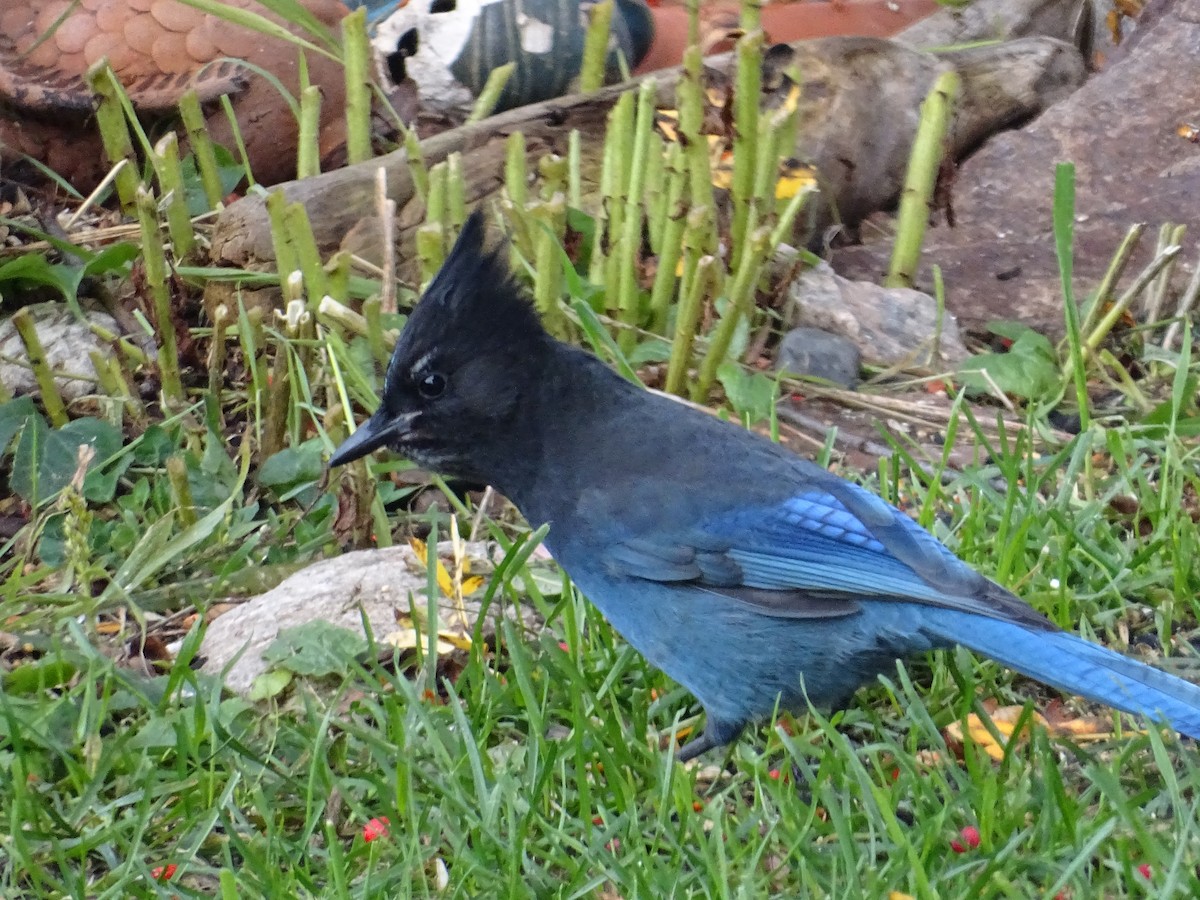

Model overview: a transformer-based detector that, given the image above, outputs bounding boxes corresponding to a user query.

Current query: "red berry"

[951,825,981,853]
[362,816,390,842]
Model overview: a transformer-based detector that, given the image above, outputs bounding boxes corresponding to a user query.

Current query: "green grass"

[3,3,1200,896]
[3,406,1200,898]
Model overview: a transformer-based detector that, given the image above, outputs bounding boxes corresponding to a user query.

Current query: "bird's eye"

[417,371,447,399]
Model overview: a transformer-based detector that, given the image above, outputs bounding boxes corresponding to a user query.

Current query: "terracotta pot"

[635,0,941,74]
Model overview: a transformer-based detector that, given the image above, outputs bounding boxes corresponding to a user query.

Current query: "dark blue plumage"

[330,212,1200,759]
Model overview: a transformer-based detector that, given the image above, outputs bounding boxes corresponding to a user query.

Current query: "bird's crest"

[384,210,547,393]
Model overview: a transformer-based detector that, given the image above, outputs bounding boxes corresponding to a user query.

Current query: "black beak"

[328,412,397,467]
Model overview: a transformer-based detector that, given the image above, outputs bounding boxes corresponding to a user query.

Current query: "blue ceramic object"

[349,0,654,114]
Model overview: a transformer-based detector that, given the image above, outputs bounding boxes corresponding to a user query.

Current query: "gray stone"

[835,0,1200,334]
[200,541,538,696]
[0,303,117,402]
[775,327,861,388]
[784,260,969,369]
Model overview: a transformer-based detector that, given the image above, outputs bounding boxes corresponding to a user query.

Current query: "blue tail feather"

[924,610,1200,739]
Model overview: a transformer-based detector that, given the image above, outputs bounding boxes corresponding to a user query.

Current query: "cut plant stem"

[468,63,516,122]
[11,308,69,427]
[649,143,689,334]
[341,8,373,165]
[297,84,323,179]
[692,225,773,401]
[135,187,186,407]
[178,90,225,209]
[579,0,615,92]
[666,253,717,397]
[166,455,198,528]
[730,27,764,262]
[151,134,195,258]
[1078,223,1144,339]
[885,71,960,289]
[615,79,659,352]
[87,62,140,212]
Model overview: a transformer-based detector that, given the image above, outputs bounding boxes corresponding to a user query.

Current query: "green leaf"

[258,440,324,492]
[10,416,123,507]
[262,621,368,678]
[249,668,294,701]
[0,396,38,456]
[717,361,776,424]
[957,328,1059,401]
[10,412,49,506]
[1,655,80,694]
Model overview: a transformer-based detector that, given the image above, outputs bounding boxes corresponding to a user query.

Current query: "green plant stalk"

[135,187,186,407]
[86,62,140,212]
[666,252,716,397]
[568,129,582,210]
[1163,243,1200,351]
[1078,223,1144,339]
[177,90,224,209]
[262,330,291,461]
[589,92,632,285]
[665,205,714,392]
[579,0,614,92]
[601,92,635,309]
[418,163,449,283]
[166,455,198,528]
[649,142,688,333]
[362,295,386,365]
[885,71,960,289]
[297,84,322,179]
[743,108,785,241]
[341,8,373,165]
[11,308,69,427]
[615,78,659,350]
[220,94,256,186]
[641,135,667,239]
[531,197,568,337]
[677,45,715,240]
[730,28,764,262]
[766,173,815,250]
[446,152,466,228]
[87,322,149,367]
[325,249,352,304]
[265,191,302,283]
[468,63,516,123]
[87,351,128,426]
[111,351,148,426]
[149,134,197,259]
[504,132,531,262]
[404,126,430,204]
[237,303,267,448]
[1081,244,1180,364]
[208,303,230,405]
[692,225,773,401]
[1146,223,1186,323]
[538,153,569,202]
[318,295,398,344]
[284,201,330,308]
[1053,163,1090,438]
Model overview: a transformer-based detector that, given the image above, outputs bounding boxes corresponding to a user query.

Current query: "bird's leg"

[677,715,744,762]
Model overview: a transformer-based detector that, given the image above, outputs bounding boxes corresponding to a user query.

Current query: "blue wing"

[601,476,1048,628]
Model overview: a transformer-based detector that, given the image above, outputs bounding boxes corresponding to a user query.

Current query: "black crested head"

[329,210,554,485]
[383,210,548,398]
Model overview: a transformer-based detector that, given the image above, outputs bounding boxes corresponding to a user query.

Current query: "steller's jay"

[330,211,1200,760]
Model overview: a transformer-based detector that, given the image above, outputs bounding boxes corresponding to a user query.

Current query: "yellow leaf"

[944,707,1049,762]
[409,537,482,598]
